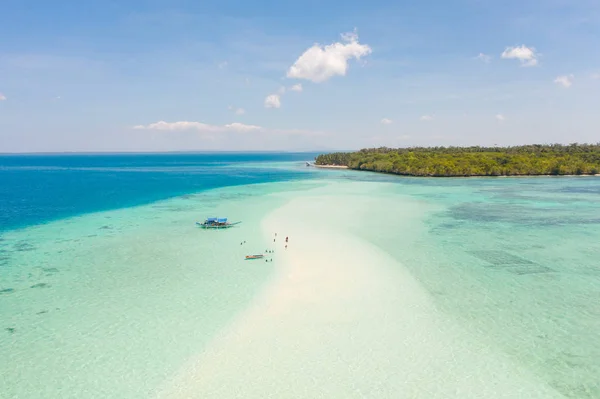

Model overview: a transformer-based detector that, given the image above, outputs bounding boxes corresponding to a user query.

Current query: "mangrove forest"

[315,144,600,177]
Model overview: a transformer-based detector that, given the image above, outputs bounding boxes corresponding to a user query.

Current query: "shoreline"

[316,165,599,177]
[313,164,349,169]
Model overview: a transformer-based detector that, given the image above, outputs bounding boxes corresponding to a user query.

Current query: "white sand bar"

[157,188,564,398]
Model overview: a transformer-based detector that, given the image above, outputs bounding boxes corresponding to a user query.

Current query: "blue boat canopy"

[217,218,228,223]
[206,217,217,222]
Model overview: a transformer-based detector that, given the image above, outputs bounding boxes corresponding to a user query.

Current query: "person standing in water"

[285,237,288,243]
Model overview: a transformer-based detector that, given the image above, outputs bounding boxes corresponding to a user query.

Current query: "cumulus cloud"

[264,94,281,109]
[476,53,491,63]
[133,121,261,132]
[0,93,6,101]
[554,74,574,88]
[380,118,393,125]
[501,45,539,67]
[286,30,372,83]
[420,115,434,121]
[290,83,303,92]
[496,114,506,121]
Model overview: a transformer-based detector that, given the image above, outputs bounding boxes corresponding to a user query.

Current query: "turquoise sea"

[1,154,599,398]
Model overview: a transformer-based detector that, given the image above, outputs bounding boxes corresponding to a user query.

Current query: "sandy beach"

[314,164,349,169]
[156,188,564,398]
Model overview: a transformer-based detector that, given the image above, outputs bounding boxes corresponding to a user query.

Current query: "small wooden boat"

[196,217,241,229]
[245,254,264,260]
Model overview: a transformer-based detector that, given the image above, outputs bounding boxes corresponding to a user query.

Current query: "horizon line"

[0,149,357,156]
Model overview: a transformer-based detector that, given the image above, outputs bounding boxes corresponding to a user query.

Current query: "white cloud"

[264,94,281,109]
[476,53,491,63]
[0,93,6,101]
[420,115,434,121]
[591,73,600,80]
[380,118,393,125]
[133,121,261,132]
[554,74,574,88]
[222,122,261,132]
[501,45,539,67]
[290,83,303,92]
[286,30,372,83]
[132,121,322,137]
[496,114,506,121]
[218,61,228,69]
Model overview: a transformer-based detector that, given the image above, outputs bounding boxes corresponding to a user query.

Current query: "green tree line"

[315,144,600,176]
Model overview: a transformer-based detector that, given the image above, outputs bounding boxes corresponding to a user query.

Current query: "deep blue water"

[0,153,318,231]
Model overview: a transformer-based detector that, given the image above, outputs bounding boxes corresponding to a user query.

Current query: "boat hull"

[196,221,241,229]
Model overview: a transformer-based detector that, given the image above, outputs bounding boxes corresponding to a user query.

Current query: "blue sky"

[1,0,599,152]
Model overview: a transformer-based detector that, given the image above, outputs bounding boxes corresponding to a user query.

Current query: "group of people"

[241,232,290,263]
[273,233,290,249]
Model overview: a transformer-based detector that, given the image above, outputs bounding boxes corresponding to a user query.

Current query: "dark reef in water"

[0,288,14,294]
[14,241,36,252]
[42,267,59,274]
[5,327,15,334]
[467,250,554,275]
[30,283,51,289]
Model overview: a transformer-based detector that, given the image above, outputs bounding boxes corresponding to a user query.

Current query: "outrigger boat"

[245,254,264,260]
[196,217,241,229]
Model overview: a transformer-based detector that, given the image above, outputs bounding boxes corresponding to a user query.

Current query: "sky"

[1,0,599,152]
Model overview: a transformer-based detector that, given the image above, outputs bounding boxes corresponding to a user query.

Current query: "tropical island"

[315,144,600,177]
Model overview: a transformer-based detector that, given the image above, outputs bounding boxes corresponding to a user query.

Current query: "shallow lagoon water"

[1,155,600,398]
[349,178,600,397]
